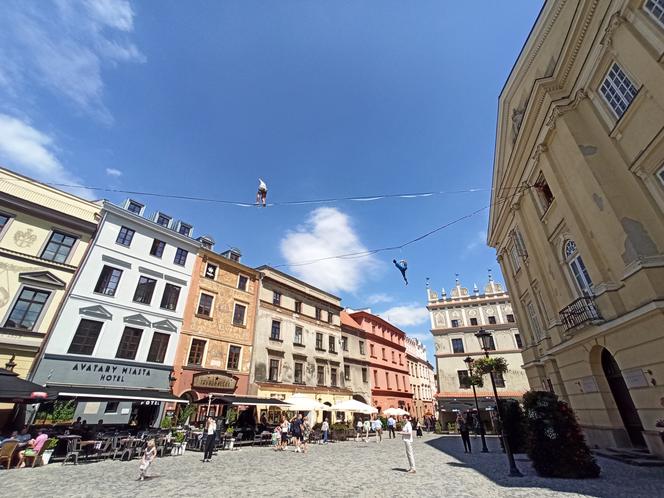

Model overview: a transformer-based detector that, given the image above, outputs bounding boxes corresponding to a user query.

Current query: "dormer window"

[156,213,171,228]
[177,222,192,237]
[126,200,144,215]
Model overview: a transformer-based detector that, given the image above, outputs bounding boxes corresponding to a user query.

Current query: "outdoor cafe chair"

[62,437,81,466]
[0,441,18,469]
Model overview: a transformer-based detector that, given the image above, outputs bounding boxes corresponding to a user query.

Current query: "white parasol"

[328,399,378,414]
[383,407,409,416]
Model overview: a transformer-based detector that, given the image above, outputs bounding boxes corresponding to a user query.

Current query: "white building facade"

[405,336,436,420]
[427,274,529,426]
[32,199,200,426]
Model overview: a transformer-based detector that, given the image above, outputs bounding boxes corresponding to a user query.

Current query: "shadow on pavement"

[424,435,663,498]
[391,467,408,473]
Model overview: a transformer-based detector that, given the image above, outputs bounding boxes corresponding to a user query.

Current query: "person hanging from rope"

[393,259,408,285]
[256,178,268,207]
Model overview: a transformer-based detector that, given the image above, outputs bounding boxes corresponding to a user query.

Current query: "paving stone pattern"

[1,434,662,497]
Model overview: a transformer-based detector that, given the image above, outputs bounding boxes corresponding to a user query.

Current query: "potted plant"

[224,427,235,450]
[172,431,186,455]
[40,437,59,465]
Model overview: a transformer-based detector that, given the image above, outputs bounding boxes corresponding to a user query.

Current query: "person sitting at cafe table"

[72,417,82,429]
[93,419,105,436]
[16,426,32,443]
[16,429,48,468]
[0,430,19,446]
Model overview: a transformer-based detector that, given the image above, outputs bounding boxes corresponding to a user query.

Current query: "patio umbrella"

[328,399,377,414]
[283,393,328,411]
[383,407,409,416]
[0,368,54,402]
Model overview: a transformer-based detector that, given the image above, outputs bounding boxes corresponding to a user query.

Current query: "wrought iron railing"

[559,296,601,331]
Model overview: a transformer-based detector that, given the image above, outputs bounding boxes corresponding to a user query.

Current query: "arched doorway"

[323,402,332,425]
[601,348,645,447]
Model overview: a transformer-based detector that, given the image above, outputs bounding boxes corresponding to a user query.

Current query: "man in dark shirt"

[290,414,304,453]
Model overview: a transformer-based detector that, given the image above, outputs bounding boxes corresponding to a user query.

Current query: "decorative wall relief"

[14,228,38,248]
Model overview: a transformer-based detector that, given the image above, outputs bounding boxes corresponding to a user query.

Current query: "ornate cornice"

[545,88,588,129]
[600,11,627,48]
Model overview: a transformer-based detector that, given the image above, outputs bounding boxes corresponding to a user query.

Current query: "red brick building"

[350,311,412,413]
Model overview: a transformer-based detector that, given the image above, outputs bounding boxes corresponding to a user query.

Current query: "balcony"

[559,296,601,331]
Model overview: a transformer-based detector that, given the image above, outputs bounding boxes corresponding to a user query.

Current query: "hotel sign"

[192,372,237,390]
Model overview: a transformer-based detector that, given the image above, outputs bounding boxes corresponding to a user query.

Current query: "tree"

[523,391,600,478]
[499,399,527,453]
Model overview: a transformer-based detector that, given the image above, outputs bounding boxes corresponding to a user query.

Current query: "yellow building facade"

[488,0,664,456]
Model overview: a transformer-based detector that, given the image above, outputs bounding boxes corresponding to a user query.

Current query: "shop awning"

[49,385,187,403]
[193,394,290,406]
[0,368,56,402]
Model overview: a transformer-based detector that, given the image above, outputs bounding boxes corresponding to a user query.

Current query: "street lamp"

[475,329,523,477]
[463,356,489,453]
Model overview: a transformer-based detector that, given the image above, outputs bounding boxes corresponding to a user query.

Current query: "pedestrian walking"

[203,416,217,462]
[138,439,157,480]
[291,414,304,452]
[372,416,383,443]
[401,415,416,474]
[279,416,289,451]
[387,416,396,439]
[363,418,371,442]
[302,416,311,453]
[355,419,363,442]
[457,413,471,453]
[321,418,329,444]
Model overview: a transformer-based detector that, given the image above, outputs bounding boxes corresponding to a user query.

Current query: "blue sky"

[0,0,543,362]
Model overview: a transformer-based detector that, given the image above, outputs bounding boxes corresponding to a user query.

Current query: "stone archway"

[600,348,645,447]
[352,394,367,404]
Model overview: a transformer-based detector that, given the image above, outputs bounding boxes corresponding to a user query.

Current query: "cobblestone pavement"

[1,434,662,497]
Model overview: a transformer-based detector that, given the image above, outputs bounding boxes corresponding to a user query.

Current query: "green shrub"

[160,416,173,429]
[499,399,527,453]
[434,420,444,434]
[523,391,600,478]
[447,422,457,432]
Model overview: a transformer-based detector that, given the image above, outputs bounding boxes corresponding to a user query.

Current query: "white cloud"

[0,0,144,123]
[366,293,393,305]
[465,230,488,252]
[0,113,92,199]
[280,207,379,294]
[376,303,429,328]
[105,167,123,177]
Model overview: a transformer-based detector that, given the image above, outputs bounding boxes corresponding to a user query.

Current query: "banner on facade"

[192,372,237,390]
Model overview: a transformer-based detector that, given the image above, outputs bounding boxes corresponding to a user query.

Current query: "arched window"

[563,239,593,295]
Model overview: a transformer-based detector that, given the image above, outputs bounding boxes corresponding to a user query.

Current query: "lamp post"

[475,329,522,477]
[463,356,489,453]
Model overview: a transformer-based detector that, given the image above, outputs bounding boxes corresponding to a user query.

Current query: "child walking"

[138,439,157,481]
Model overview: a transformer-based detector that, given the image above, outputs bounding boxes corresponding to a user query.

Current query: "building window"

[115,327,143,360]
[146,332,170,363]
[294,326,303,345]
[485,335,496,351]
[534,173,555,214]
[316,332,324,350]
[373,369,379,387]
[188,338,206,365]
[506,314,515,323]
[156,213,171,227]
[458,370,471,389]
[470,317,478,326]
[315,308,322,320]
[331,368,338,387]
[527,302,544,341]
[67,319,103,355]
[197,293,214,316]
[178,223,192,237]
[369,343,375,357]
[227,345,241,370]
[341,336,348,351]
[510,244,522,272]
[494,372,506,388]
[237,275,248,291]
[317,365,325,385]
[294,362,303,383]
[657,165,664,186]
[150,239,166,258]
[5,288,50,330]
[385,372,391,389]
[515,333,523,349]
[232,303,247,325]
[645,0,664,26]
[294,301,302,313]
[396,375,400,391]
[94,266,123,296]
[174,248,188,266]
[205,263,217,280]
[104,402,119,414]
[362,367,368,383]
[268,359,280,381]
[127,200,143,214]
[488,316,497,325]
[329,336,336,353]
[272,291,281,306]
[344,365,351,381]
[271,320,281,340]
[133,276,156,305]
[382,347,386,360]
[160,284,181,311]
[511,228,528,259]
[564,239,593,295]
[0,213,12,233]
[451,338,464,354]
[41,231,76,263]
[451,319,460,328]
[600,62,638,118]
[359,341,365,355]
[116,226,135,246]
[327,311,333,324]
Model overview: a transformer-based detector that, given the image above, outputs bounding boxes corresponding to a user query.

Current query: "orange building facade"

[171,246,260,416]
[350,311,412,413]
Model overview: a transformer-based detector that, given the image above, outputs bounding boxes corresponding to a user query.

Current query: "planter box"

[41,450,54,465]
